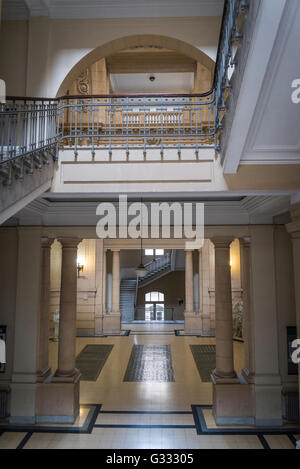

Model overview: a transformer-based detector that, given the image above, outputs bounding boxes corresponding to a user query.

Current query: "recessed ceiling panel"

[110,72,194,94]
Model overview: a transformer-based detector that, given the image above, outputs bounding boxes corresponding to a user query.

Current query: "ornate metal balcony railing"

[0,98,57,185]
[0,0,249,186]
[140,251,172,281]
[214,0,249,146]
[57,92,215,159]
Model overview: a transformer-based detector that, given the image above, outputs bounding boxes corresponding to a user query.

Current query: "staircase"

[120,279,137,323]
[138,251,173,288]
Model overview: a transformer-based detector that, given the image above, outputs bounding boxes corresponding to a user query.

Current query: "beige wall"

[0,20,28,96]
[0,16,221,97]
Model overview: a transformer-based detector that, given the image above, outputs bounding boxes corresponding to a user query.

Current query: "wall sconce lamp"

[77,258,85,278]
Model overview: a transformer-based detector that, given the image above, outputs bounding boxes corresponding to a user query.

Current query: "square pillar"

[10,228,43,424]
[0,228,18,416]
[286,202,300,419]
[249,226,282,426]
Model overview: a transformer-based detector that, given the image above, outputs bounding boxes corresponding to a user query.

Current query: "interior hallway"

[50,328,244,410]
[0,328,298,449]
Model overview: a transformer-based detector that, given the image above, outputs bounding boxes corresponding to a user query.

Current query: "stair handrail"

[143,251,171,275]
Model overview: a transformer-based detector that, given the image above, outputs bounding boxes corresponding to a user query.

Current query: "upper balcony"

[0,0,248,183]
[1,0,299,223]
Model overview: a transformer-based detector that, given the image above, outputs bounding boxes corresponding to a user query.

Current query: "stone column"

[103,249,121,331]
[210,237,253,427]
[184,250,196,330]
[211,238,236,380]
[37,238,82,424]
[198,248,204,324]
[111,249,120,314]
[286,203,300,415]
[239,237,254,382]
[201,240,211,333]
[37,238,54,380]
[102,248,107,314]
[95,239,104,333]
[55,238,81,378]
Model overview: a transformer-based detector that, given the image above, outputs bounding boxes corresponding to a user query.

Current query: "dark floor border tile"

[16,432,33,450]
[192,405,300,438]
[257,434,271,450]
[76,330,131,338]
[0,404,101,435]
[99,410,193,415]
[174,330,215,338]
[287,434,297,448]
[94,424,196,429]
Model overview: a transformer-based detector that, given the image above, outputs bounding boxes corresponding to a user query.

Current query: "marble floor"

[0,327,298,450]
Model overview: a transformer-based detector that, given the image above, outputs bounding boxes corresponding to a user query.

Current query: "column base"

[103,313,121,332]
[241,367,255,384]
[10,378,37,424]
[211,374,255,426]
[184,312,201,332]
[36,371,81,424]
[36,366,52,383]
[211,369,238,383]
[201,314,211,334]
[95,316,103,333]
[253,375,283,426]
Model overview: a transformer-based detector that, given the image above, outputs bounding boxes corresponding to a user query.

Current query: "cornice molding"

[5,0,224,20]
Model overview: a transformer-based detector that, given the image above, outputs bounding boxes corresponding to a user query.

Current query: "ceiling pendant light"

[135,199,148,278]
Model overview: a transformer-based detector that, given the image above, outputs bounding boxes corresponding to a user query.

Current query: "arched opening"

[56,34,215,97]
[145,291,165,321]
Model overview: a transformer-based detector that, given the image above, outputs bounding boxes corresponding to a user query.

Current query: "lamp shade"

[135,264,148,278]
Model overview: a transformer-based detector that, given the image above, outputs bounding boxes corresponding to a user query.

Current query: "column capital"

[184,249,194,253]
[111,248,121,253]
[58,238,82,248]
[41,237,54,248]
[289,230,300,240]
[239,236,251,247]
[211,237,234,248]
[290,202,300,220]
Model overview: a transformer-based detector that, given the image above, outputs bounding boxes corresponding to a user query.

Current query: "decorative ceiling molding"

[13,195,291,227]
[4,0,224,20]
[24,0,50,16]
[2,0,29,20]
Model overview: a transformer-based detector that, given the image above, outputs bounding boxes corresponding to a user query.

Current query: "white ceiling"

[110,72,194,94]
[2,0,224,20]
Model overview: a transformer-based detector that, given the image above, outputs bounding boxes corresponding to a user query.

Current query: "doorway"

[145,292,165,321]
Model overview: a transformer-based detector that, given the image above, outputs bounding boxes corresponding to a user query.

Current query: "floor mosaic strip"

[76,330,130,337]
[76,344,114,381]
[189,345,216,382]
[123,345,175,382]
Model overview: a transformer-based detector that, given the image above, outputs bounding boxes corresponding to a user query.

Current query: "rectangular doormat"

[76,344,114,381]
[189,345,216,382]
[123,345,175,382]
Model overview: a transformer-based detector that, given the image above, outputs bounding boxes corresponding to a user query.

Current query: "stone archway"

[56,34,215,97]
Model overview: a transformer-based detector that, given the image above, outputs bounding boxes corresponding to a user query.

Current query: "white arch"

[56,34,215,97]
